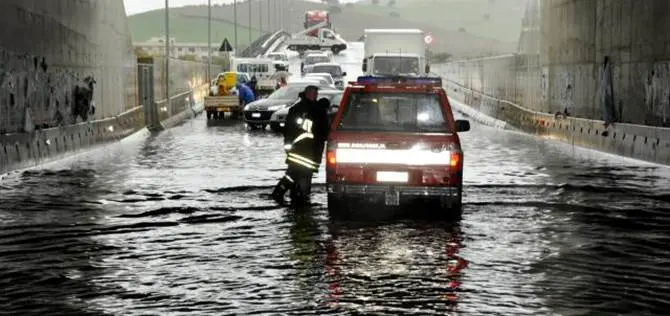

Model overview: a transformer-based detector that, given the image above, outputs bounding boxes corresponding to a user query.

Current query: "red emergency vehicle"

[325,76,470,216]
[304,10,331,37]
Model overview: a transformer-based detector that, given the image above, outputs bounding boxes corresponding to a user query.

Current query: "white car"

[267,52,289,71]
[301,52,331,74]
[304,72,335,86]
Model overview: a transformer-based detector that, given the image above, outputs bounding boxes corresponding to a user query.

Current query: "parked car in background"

[242,80,333,130]
[304,72,335,87]
[267,52,290,71]
[304,62,347,89]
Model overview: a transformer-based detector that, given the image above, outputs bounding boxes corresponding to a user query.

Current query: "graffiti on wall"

[644,63,670,127]
[0,47,96,134]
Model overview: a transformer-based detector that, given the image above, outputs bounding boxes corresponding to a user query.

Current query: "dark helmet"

[317,97,331,108]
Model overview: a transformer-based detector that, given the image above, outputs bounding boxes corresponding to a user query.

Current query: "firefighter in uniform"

[271,85,330,206]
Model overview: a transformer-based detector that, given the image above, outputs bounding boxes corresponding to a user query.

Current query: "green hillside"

[127,0,526,56]
[128,9,262,47]
[346,0,525,43]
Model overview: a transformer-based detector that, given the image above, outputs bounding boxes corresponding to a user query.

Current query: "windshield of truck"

[372,56,420,75]
[237,73,249,83]
[337,92,450,133]
[269,54,287,61]
[306,55,330,65]
[237,63,270,74]
[311,65,343,77]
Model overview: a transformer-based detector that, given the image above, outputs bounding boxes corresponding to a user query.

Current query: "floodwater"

[1,43,670,315]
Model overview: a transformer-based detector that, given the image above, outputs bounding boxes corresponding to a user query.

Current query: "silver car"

[269,89,344,133]
[303,62,347,89]
[304,73,335,86]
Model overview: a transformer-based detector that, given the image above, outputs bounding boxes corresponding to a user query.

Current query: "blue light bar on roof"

[355,75,442,86]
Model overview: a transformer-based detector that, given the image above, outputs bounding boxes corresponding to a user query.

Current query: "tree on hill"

[388,0,396,6]
[371,0,379,5]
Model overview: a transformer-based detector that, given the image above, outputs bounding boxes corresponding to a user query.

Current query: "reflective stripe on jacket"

[285,117,319,172]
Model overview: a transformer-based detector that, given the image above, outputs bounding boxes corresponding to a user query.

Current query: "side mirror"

[425,64,431,74]
[455,119,470,132]
[341,72,347,76]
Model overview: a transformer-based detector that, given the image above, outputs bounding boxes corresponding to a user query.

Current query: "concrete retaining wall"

[439,75,670,165]
[436,0,670,165]
[0,0,266,175]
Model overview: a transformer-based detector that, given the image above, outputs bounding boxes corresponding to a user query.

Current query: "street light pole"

[248,0,252,42]
[234,0,238,53]
[266,0,270,31]
[259,0,263,34]
[207,0,211,82]
[165,0,170,115]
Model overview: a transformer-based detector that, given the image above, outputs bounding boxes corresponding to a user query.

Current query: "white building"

[133,36,231,59]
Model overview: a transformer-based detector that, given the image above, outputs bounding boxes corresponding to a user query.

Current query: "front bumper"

[269,112,287,125]
[243,110,275,124]
[327,183,460,202]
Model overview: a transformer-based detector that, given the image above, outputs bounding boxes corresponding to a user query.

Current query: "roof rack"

[353,75,442,86]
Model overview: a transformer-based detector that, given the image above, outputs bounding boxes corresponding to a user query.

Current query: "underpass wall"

[436,0,670,165]
[0,0,245,175]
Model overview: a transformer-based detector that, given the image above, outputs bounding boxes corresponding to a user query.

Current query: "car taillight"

[327,150,336,166]
[450,153,461,168]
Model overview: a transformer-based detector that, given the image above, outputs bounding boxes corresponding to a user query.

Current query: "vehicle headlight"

[244,104,251,111]
[268,104,285,111]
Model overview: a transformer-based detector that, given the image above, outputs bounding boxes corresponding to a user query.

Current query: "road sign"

[219,38,233,52]
[424,35,433,45]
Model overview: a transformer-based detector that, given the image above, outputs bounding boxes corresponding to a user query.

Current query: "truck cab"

[361,29,431,76]
[325,76,471,217]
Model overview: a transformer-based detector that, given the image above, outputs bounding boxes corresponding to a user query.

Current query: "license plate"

[251,112,261,118]
[385,190,400,206]
[376,171,408,183]
[217,107,228,112]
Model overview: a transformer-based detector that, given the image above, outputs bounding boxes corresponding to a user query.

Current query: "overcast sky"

[123,0,357,16]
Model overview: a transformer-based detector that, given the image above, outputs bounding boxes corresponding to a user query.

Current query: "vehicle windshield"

[337,92,450,133]
[306,56,330,64]
[311,65,343,77]
[269,54,286,61]
[267,84,309,100]
[237,63,270,73]
[372,56,420,75]
[236,74,249,83]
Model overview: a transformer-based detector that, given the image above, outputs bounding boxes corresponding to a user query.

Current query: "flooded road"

[1,43,670,315]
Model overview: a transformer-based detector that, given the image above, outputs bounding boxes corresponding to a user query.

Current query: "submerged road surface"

[1,43,670,315]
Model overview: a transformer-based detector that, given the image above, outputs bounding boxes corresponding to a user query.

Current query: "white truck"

[362,29,430,76]
[285,20,348,55]
[232,57,276,95]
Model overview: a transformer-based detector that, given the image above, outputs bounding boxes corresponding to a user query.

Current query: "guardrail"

[432,66,670,165]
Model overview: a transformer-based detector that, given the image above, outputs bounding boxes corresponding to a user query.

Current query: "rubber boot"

[271,175,293,205]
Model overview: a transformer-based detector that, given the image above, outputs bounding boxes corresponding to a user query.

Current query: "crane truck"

[286,20,347,55]
[361,29,431,76]
[304,10,331,37]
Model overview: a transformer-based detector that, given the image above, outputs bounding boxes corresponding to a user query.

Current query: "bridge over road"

[1,1,670,315]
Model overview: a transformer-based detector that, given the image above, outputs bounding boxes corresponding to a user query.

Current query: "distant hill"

[127,0,524,57]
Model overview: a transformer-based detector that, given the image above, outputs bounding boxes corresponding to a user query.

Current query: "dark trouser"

[272,165,313,206]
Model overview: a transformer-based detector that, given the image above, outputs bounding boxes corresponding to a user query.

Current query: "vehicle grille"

[244,111,273,122]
